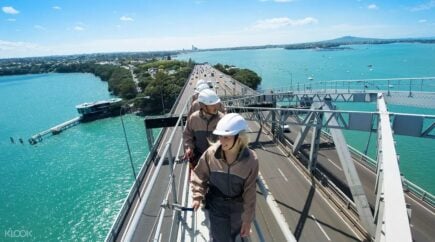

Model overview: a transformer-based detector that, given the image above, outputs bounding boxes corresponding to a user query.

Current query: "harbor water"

[0,73,154,240]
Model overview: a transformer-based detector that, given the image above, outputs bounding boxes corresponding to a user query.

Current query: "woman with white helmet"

[191,113,259,241]
[183,89,224,168]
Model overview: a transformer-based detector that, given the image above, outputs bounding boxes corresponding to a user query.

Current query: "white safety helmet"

[213,113,247,136]
[195,83,210,93]
[198,89,221,105]
[196,79,206,88]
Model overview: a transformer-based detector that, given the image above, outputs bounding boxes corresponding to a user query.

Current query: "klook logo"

[4,228,33,238]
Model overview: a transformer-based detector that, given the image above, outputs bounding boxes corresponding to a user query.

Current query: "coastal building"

[76,98,123,122]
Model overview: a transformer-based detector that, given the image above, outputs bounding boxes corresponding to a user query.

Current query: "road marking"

[277,168,288,182]
[312,214,331,241]
[251,122,362,239]
[327,158,343,171]
[352,158,435,215]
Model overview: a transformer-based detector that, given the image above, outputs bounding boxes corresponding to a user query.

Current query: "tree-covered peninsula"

[213,63,262,89]
[0,54,262,115]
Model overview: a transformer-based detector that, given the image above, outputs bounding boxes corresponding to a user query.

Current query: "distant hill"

[283,36,435,50]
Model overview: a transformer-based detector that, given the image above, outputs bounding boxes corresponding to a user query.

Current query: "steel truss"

[226,106,435,139]
[225,92,435,241]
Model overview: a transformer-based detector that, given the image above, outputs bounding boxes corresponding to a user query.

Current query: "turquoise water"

[177,43,435,194]
[1,44,435,241]
[0,73,153,241]
[178,43,435,90]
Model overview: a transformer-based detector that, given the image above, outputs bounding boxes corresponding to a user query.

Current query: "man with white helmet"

[191,82,210,104]
[183,89,224,168]
[187,87,226,117]
[191,79,208,103]
[191,113,259,241]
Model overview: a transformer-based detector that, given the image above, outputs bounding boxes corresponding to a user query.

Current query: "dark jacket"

[191,142,259,223]
[183,110,223,156]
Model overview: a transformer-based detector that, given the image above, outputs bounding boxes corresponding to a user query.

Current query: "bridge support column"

[308,108,323,173]
[323,102,375,237]
[293,112,316,155]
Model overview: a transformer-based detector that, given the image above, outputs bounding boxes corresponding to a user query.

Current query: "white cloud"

[34,25,46,30]
[418,19,427,23]
[6,18,16,22]
[0,40,50,58]
[120,16,134,21]
[252,17,318,30]
[74,26,85,31]
[367,4,378,10]
[2,6,19,14]
[411,0,435,11]
[53,6,62,10]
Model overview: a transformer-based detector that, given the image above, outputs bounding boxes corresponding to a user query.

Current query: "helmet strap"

[201,104,217,116]
[228,134,239,150]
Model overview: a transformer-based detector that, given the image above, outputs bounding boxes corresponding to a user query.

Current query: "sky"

[1,0,435,58]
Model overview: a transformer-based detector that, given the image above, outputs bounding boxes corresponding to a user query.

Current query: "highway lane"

[315,145,435,242]
[280,115,435,242]
[246,122,364,242]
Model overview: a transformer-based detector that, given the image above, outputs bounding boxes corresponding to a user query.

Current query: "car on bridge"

[281,124,290,132]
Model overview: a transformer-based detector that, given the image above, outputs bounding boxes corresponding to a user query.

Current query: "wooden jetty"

[29,117,81,145]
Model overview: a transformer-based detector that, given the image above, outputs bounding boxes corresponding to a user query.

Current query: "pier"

[106,64,435,242]
[29,117,81,145]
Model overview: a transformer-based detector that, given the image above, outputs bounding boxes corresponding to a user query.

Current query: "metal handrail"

[105,128,164,242]
[123,103,189,241]
[105,64,195,241]
[259,77,435,94]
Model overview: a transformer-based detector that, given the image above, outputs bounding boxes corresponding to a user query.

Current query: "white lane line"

[351,156,435,215]
[251,122,361,239]
[312,214,331,241]
[327,158,343,171]
[277,168,288,182]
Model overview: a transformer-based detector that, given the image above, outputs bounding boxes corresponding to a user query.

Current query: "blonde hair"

[209,130,249,152]
[237,131,249,149]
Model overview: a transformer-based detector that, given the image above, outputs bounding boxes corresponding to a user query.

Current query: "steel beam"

[226,106,435,138]
[323,102,375,237]
[292,112,315,155]
[374,93,412,242]
[308,105,323,172]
